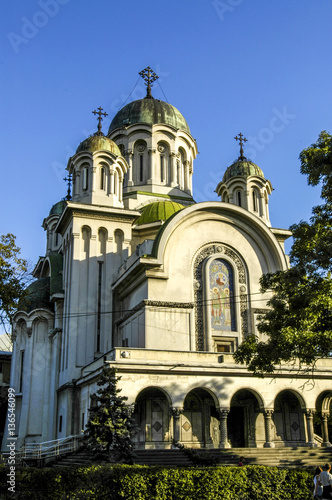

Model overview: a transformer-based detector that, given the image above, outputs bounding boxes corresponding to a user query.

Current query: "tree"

[234,131,332,375]
[0,234,29,333]
[84,366,136,463]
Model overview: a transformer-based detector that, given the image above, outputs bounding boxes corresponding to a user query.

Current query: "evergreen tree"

[84,366,136,463]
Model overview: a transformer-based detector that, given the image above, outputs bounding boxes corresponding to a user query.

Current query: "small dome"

[223,159,265,182]
[108,99,191,135]
[20,277,53,313]
[135,201,184,225]
[76,135,121,156]
[49,200,67,216]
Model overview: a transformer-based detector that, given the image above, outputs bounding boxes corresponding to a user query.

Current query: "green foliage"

[84,366,136,463]
[0,463,315,499]
[235,131,332,374]
[0,233,29,332]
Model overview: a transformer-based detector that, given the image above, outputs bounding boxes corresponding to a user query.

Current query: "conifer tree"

[84,366,136,463]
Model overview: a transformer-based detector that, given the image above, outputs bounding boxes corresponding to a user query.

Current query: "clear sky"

[1,0,331,267]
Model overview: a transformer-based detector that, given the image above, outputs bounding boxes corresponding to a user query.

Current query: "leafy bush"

[0,463,314,499]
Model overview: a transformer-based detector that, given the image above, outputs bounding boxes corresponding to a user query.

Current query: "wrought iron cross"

[92,106,108,136]
[139,66,159,98]
[234,133,248,160]
[63,174,72,201]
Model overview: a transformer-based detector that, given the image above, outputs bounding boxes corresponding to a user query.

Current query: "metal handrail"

[20,434,83,459]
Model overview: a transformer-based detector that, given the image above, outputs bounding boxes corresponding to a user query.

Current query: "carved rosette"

[193,243,248,351]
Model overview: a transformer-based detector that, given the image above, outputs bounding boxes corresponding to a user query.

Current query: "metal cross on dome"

[139,66,159,98]
[63,174,72,201]
[92,106,108,136]
[234,133,248,160]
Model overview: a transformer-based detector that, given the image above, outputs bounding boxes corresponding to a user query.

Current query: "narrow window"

[237,191,242,207]
[96,262,103,352]
[160,156,164,182]
[100,167,105,190]
[139,155,143,182]
[83,167,88,191]
[253,190,258,212]
[81,412,85,431]
[19,351,24,392]
[59,415,62,433]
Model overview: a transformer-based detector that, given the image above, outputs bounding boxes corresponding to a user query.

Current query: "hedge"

[0,463,314,499]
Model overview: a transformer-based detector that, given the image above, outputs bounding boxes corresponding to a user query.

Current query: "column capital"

[305,409,316,417]
[171,407,183,419]
[148,148,156,155]
[264,409,274,417]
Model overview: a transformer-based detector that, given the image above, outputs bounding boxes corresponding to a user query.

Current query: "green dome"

[49,200,67,216]
[223,159,265,182]
[20,277,53,313]
[135,201,184,226]
[108,99,191,135]
[76,135,121,156]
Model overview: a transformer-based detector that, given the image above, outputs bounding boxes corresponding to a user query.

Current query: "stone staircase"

[49,446,332,469]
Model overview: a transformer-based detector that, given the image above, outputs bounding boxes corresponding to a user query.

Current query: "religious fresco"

[209,259,235,331]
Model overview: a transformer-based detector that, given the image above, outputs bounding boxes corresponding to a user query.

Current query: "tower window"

[160,156,164,182]
[237,191,242,207]
[19,350,24,392]
[83,167,89,191]
[139,155,143,182]
[100,167,106,190]
[253,190,258,212]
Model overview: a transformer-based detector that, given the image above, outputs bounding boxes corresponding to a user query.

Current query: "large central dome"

[108,98,191,135]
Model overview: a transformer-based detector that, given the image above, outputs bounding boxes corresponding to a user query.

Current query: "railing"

[19,435,83,460]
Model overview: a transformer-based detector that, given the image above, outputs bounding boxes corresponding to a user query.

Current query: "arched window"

[252,189,259,212]
[82,167,89,191]
[209,259,236,332]
[237,191,242,207]
[82,226,91,256]
[100,167,106,190]
[114,229,124,256]
[98,228,107,255]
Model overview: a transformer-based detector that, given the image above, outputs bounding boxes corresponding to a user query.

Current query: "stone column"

[305,409,317,447]
[171,407,182,445]
[126,150,134,186]
[148,148,156,184]
[184,160,190,192]
[119,179,123,202]
[109,171,114,195]
[170,153,178,186]
[263,410,275,448]
[218,409,231,448]
[321,414,331,447]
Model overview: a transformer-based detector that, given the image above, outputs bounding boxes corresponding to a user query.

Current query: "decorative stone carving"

[193,243,248,351]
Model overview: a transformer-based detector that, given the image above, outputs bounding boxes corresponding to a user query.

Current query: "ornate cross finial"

[234,133,248,160]
[139,66,159,99]
[92,106,108,136]
[63,174,72,201]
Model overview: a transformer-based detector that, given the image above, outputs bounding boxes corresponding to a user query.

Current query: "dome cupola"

[108,67,197,211]
[216,133,273,226]
[67,107,128,209]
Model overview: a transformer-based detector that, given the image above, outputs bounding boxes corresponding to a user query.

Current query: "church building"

[4,67,332,452]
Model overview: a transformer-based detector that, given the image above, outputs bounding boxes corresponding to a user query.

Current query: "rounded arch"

[81,225,91,256]
[114,229,124,256]
[98,227,107,255]
[316,390,332,414]
[180,385,219,409]
[135,385,172,406]
[229,387,265,411]
[274,388,306,410]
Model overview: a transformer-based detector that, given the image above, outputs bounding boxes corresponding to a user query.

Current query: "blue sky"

[1,0,331,266]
